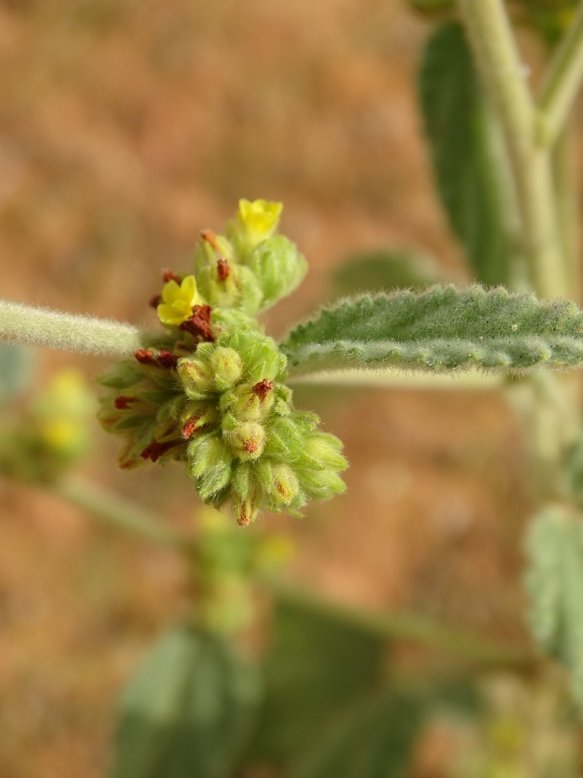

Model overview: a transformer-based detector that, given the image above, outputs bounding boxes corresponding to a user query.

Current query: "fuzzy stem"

[53,476,536,668]
[55,477,187,550]
[0,300,143,357]
[456,0,567,298]
[289,369,503,390]
[537,2,583,149]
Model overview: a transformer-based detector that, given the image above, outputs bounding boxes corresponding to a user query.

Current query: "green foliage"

[419,23,513,286]
[0,343,32,403]
[111,625,261,778]
[332,248,446,296]
[281,285,583,375]
[289,691,424,778]
[249,598,388,763]
[525,506,583,705]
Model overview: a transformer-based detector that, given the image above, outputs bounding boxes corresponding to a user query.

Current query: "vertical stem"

[537,1,583,149]
[553,122,581,301]
[456,0,567,299]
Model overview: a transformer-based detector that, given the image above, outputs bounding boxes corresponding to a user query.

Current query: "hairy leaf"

[281,286,583,375]
[525,507,583,705]
[289,691,424,778]
[331,248,446,296]
[419,23,513,285]
[111,625,260,778]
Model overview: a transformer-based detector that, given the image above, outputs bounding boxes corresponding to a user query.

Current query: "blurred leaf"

[289,691,424,778]
[525,506,583,706]
[419,23,512,285]
[111,625,261,778]
[249,598,387,762]
[332,248,446,296]
[0,343,33,404]
[282,285,583,376]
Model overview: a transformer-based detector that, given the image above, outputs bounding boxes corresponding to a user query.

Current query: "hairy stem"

[55,477,187,550]
[289,369,503,390]
[456,0,567,298]
[0,300,143,357]
[53,476,536,668]
[537,2,583,149]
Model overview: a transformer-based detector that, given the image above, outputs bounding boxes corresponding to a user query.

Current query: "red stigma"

[114,396,135,410]
[200,229,219,250]
[252,379,273,401]
[140,440,178,463]
[135,348,157,366]
[181,417,200,439]
[217,258,230,281]
[162,269,182,284]
[156,350,179,369]
[179,304,214,342]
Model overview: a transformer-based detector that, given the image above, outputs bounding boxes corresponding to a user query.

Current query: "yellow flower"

[157,275,201,326]
[237,199,283,243]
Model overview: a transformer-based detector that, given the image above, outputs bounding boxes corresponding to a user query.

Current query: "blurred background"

[0,0,567,775]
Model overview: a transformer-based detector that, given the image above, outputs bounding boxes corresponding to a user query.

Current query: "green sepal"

[247,236,308,311]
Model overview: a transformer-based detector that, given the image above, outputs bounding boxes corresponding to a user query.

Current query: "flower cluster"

[98,200,347,525]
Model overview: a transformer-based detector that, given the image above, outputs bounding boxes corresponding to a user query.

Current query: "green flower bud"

[222,330,287,383]
[180,401,219,438]
[187,433,233,501]
[247,236,308,311]
[219,381,274,422]
[197,263,263,314]
[299,432,348,472]
[222,415,266,460]
[177,357,215,397]
[263,415,307,461]
[231,462,260,526]
[210,347,243,391]
[257,461,300,507]
[296,467,347,501]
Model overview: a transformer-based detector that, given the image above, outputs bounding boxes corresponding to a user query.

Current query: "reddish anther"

[148,294,163,308]
[200,229,219,250]
[252,379,273,401]
[134,348,157,366]
[140,440,178,463]
[179,304,214,342]
[181,417,200,439]
[114,396,135,410]
[217,258,230,281]
[156,350,179,369]
[162,269,182,284]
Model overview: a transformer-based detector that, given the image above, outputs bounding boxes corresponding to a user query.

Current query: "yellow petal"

[161,279,180,304]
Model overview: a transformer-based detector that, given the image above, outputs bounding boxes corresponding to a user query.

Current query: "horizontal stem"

[289,369,502,391]
[537,2,583,148]
[55,477,187,550]
[55,477,535,668]
[0,300,143,357]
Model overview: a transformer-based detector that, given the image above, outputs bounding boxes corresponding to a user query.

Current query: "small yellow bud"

[237,199,283,244]
[157,275,201,326]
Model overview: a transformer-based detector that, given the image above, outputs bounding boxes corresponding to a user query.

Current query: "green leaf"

[525,506,583,706]
[111,625,261,778]
[249,598,387,762]
[289,691,424,778]
[331,248,446,296]
[419,23,513,286]
[0,343,33,403]
[281,285,583,376]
